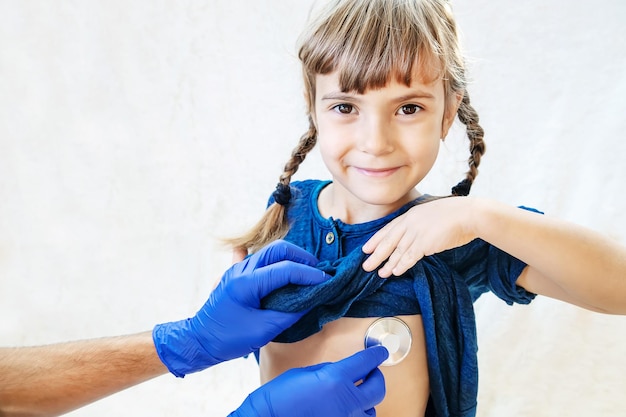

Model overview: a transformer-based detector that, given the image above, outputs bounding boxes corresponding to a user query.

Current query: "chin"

[354,190,411,208]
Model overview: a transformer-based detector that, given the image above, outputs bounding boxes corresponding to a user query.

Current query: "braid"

[279,116,318,186]
[224,118,318,253]
[451,91,485,196]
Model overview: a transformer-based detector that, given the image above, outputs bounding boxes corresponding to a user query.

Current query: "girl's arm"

[362,197,626,314]
[0,332,166,417]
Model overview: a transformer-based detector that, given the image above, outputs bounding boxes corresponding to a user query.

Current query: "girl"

[228,1,626,416]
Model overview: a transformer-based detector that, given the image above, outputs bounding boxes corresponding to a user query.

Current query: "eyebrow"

[321,92,361,102]
[320,91,436,102]
[393,92,436,102]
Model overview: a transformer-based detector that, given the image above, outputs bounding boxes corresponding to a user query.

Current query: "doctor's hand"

[153,240,330,377]
[230,346,389,417]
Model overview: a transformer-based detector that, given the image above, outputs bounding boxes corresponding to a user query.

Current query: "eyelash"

[330,103,423,115]
[332,103,354,114]
[398,104,422,115]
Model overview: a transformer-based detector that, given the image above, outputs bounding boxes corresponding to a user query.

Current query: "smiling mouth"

[354,167,400,177]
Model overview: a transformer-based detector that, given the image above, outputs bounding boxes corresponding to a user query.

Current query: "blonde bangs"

[298,0,454,98]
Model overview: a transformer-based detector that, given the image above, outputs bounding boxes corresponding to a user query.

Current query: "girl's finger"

[376,241,405,277]
[362,225,403,272]
[377,229,419,277]
[362,216,400,253]
[392,240,426,276]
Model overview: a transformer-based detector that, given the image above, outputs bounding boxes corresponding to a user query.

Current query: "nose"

[357,116,394,156]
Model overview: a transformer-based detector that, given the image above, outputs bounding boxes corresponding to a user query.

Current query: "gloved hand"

[230,346,389,417]
[153,240,330,377]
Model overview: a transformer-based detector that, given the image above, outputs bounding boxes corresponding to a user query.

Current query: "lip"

[354,166,401,177]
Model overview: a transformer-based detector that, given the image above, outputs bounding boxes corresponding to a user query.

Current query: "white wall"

[1,1,625,415]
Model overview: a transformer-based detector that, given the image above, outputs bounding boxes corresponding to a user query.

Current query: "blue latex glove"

[230,346,389,417]
[153,240,330,377]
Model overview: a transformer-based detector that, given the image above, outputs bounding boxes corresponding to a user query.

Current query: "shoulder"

[284,180,329,206]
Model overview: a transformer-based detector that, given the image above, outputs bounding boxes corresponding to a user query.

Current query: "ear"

[441,91,463,139]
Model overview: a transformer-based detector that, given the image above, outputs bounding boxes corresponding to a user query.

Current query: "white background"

[1,1,625,416]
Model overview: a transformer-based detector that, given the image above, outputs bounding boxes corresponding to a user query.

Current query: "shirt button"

[325,232,335,244]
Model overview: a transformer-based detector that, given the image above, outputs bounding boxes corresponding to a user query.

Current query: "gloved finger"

[364,407,377,417]
[328,346,389,382]
[271,362,329,382]
[356,367,386,410]
[253,240,320,269]
[252,260,331,299]
[299,362,331,372]
[254,309,308,334]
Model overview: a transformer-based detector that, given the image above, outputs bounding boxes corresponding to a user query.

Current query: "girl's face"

[313,69,457,222]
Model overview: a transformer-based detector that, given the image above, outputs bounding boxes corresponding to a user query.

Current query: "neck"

[318,183,420,224]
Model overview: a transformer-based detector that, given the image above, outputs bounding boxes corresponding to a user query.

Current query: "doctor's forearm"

[0,332,167,417]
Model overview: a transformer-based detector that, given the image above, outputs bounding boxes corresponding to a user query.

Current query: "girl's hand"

[362,197,478,277]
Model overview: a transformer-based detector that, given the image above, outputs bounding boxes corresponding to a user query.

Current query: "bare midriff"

[259,315,429,417]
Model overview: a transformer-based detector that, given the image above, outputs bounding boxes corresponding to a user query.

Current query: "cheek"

[316,119,350,158]
[425,139,441,164]
[316,131,343,166]
[403,122,441,160]
[403,133,441,171]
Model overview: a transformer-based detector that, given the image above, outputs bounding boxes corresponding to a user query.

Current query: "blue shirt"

[278,179,534,305]
[261,179,536,417]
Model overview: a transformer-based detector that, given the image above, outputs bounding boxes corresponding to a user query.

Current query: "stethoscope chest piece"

[364,317,412,366]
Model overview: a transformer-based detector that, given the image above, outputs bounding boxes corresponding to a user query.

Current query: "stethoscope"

[364,317,412,366]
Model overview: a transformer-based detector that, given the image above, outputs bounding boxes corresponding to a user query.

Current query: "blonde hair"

[228,0,485,253]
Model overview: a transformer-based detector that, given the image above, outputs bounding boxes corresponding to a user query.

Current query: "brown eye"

[334,104,354,114]
[399,104,421,115]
